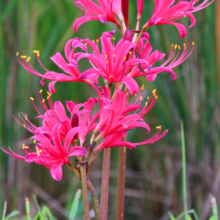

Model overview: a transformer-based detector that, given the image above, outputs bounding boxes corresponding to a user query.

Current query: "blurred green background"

[0,0,219,219]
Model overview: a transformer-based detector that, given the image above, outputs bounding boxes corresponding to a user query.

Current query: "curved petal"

[68,146,86,157]
[168,22,187,38]
[121,76,139,95]
[50,165,63,181]
[54,101,67,122]
[48,81,56,94]
[73,16,98,33]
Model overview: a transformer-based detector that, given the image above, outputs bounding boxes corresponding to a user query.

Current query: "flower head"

[144,0,214,38]
[73,0,123,32]
[2,124,86,181]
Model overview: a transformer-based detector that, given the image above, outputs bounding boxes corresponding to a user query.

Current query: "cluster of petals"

[144,0,214,38]
[128,35,194,81]
[73,0,123,32]
[2,124,86,181]
[2,88,168,178]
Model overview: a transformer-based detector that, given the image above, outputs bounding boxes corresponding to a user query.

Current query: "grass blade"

[69,189,82,220]
[25,198,31,220]
[211,196,218,220]
[181,121,187,220]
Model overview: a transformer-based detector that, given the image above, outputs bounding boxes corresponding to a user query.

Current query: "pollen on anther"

[112,37,115,40]
[105,55,107,58]
[21,56,27,59]
[155,95,158,99]
[192,41,195,46]
[42,99,45,103]
[33,139,36,144]
[165,129,169,132]
[183,43,186,47]
[147,96,149,100]
[123,56,126,60]
[30,97,34,101]
[156,126,162,130]
[39,89,43,93]
[96,39,99,43]
[22,144,28,149]
[140,96,143,101]
[33,50,40,57]
[145,102,148,106]
[113,54,116,57]
[171,44,174,48]
[26,56,31,62]
[106,60,109,64]
[129,51,132,54]
[174,44,177,49]
[16,52,19,56]
[178,46,181,50]
[140,84,144,90]
[152,89,156,94]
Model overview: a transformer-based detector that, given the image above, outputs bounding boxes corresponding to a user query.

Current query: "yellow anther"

[113,54,116,57]
[24,113,28,120]
[105,55,107,58]
[36,146,42,156]
[152,89,157,95]
[156,126,162,130]
[21,55,27,59]
[192,41,195,46]
[23,122,26,128]
[183,43,186,47]
[140,96,143,101]
[140,84,144,90]
[42,99,45,103]
[39,89,43,93]
[16,52,19,56]
[112,37,115,40]
[129,51,132,54]
[145,102,148,106]
[33,139,36,144]
[22,144,29,149]
[26,56,31,62]
[171,44,174,48]
[174,44,177,49]
[151,142,154,144]
[165,129,169,132]
[123,56,126,60]
[178,46,181,50]
[96,39,99,43]
[33,50,40,57]
[147,96,149,100]
[92,40,95,42]
[106,60,109,64]
[85,42,87,46]
[155,95,158,99]
[30,97,34,101]
[47,91,51,96]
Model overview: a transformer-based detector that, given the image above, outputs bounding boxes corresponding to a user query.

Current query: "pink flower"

[16,41,99,94]
[73,0,123,32]
[93,88,168,151]
[143,0,214,38]
[128,39,194,81]
[2,124,86,181]
[75,31,149,95]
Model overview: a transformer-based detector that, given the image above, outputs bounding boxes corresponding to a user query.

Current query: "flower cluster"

[3,0,212,184]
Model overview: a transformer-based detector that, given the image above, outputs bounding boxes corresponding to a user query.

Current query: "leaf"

[69,189,82,220]
[42,206,54,220]
[5,210,19,219]
[168,211,176,220]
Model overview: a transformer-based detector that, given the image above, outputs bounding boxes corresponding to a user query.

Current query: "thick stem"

[116,145,126,220]
[100,148,111,220]
[80,163,90,220]
[87,179,102,220]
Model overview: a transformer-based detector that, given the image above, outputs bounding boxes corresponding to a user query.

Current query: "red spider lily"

[73,0,123,32]
[2,124,86,181]
[15,44,99,95]
[73,31,150,95]
[93,88,168,151]
[128,40,194,81]
[13,91,99,146]
[143,0,214,38]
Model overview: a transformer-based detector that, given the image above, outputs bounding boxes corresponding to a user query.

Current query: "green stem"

[87,179,102,220]
[80,163,90,220]
[181,121,187,220]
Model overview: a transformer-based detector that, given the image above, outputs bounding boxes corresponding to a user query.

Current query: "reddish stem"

[116,145,126,220]
[100,148,111,220]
